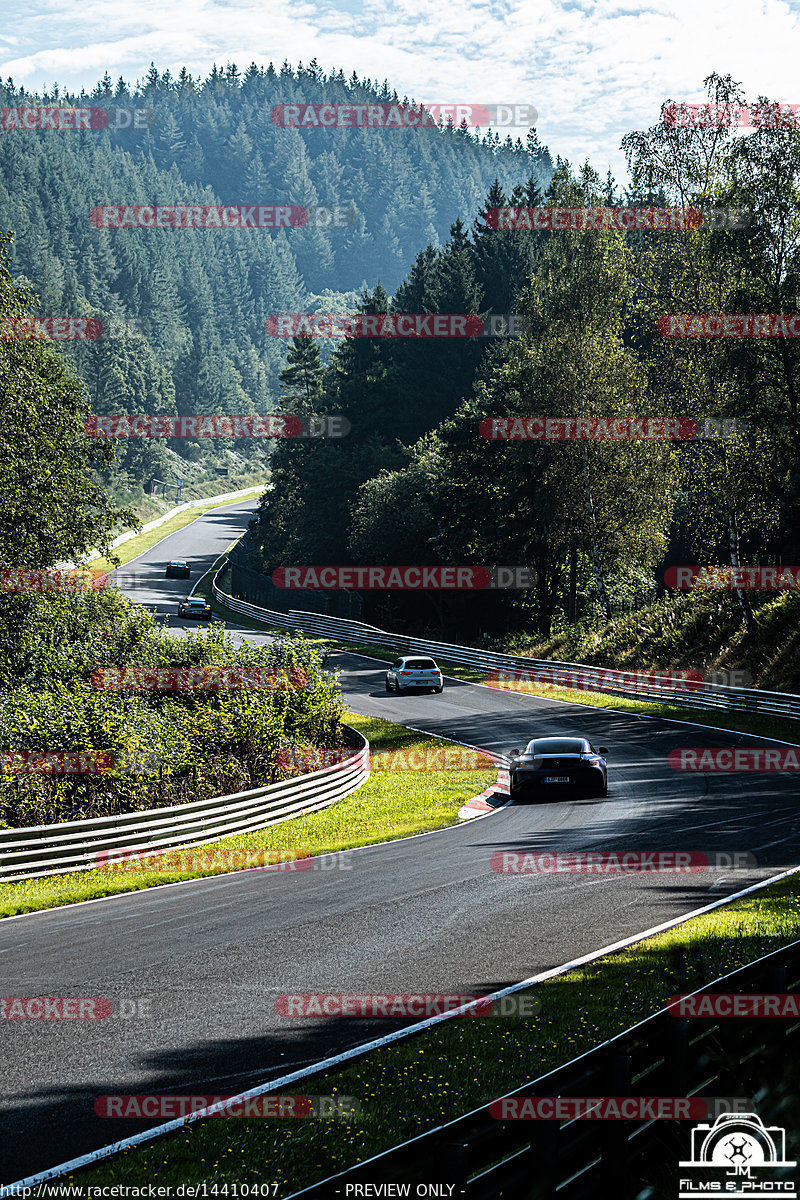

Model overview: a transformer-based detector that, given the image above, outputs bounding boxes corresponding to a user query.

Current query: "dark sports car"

[508,737,608,801]
[178,596,212,619]
[166,559,190,579]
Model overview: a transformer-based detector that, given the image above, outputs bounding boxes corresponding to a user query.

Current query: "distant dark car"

[508,737,608,801]
[166,560,190,579]
[178,596,212,619]
[385,656,443,694]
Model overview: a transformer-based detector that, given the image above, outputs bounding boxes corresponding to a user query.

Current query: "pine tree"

[278,336,324,410]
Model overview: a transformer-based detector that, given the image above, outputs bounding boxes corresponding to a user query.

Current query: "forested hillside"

[0,63,552,507]
[0,63,551,508]
[243,75,800,641]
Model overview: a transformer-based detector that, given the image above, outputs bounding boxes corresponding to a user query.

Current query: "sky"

[1,0,799,181]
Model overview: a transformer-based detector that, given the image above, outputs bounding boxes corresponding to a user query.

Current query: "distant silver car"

[385,656,443,694]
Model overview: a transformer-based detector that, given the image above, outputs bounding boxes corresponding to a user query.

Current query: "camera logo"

[679,1112,795,1197]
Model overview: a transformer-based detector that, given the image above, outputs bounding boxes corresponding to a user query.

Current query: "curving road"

[1,498,799,1184]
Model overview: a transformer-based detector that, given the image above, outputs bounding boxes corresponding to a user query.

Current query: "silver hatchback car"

[385,656,444,694]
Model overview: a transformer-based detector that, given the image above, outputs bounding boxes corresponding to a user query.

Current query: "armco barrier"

[0,727,368,884]
[212,569,800,723]
[287,941,800,1199]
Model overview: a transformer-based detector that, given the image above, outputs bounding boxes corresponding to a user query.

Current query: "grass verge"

[92,485,267,575]
[67,871,800,1191]
[0,712,496,919]
[209,588,800,747]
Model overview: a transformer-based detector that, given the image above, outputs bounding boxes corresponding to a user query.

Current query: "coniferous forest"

[1,67,798,649]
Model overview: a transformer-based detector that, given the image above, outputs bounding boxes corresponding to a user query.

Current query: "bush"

[0,589,345,827]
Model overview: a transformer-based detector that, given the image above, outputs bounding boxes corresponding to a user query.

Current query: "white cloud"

[2,0,799,180]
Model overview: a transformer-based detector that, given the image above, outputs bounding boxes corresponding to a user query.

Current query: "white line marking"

[9,862,799,1191]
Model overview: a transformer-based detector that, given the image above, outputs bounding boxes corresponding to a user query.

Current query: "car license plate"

[545,776,570,783]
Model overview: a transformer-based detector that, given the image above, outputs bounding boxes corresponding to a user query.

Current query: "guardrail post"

[532,1120,560,1199]
[441,1139,468,1191]
[664,1015,690,1093]
[598,1051,631,1195]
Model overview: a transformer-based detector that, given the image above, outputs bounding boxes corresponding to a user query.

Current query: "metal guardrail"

[212,570,800,723]
[289,940,800,1199]
[0,728,369,884]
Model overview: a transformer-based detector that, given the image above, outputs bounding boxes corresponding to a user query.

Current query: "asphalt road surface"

[2,499,799,1184]
[106,496,259,630]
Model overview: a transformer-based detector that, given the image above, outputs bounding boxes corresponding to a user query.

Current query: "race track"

[1,499,798,1184]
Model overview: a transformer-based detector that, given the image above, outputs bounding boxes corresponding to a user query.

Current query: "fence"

[0,727,368,884]
[288,940,800,1199]
[211,570,800,723]
[226,550,363,619]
